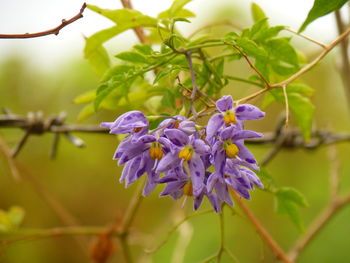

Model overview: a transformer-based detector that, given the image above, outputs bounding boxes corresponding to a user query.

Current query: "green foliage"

[299,0,348,32]
[251,3,266,23]
[263,83,315,139]
[275,187,308,231]
[79,0,315,143]
[0,206,25,232]
[84,5,158,77]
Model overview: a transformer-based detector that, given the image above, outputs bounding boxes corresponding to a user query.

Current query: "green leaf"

[86,43,110,77]
[255,168,277,191]
[153,67,172,84]
[7,206,25,228]
[84,7,157,71]
[251,3,267,23]
[275,187,308,231]
[267,84,315,139]
[161,89,176,108]
[87,5,157,26]
[158,0,194,19]
[116,51,147,64]
[250,18,269,40]
[78,104,95,121]
[73,90,96,104]
[254,26,285,43]
[288,93,315,140]
[266,38,299,68]
[134,44,153,55]
[235,38,268,60]
[285,83,314,97]
[299,0,348,32]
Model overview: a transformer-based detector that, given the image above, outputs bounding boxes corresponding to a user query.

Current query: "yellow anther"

[149,142,163,160]
[223,110,237,126]
[174,121,180,129]
[224,142,239,158]
[183,182,193,196]
[134,127,143,133]
[178,146,193,161]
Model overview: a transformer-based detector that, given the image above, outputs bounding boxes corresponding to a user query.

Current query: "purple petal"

[125,155,143,187]
[206,113,224,141]
[156,152,180,173]
[136,135,156,143]
[240,167,264,188]
[105,111,148,134]
[232,130,263,140]
[235,104,265,120]
[189,155,205,196]
[235,141,258,166]
[119,161,132,183]
[207,194,222,213]
[179,121,196,135]
[216,95,234,112]
[215,182,233,206]
[118,142,149,165]
[220,126,240,141]
[194,192,205,210]
[158,137,175,153]
[143,171,159,196]
[164,129,189,146]
[207,173,220,192]
[193,139,210,154]
[213,143,226,176]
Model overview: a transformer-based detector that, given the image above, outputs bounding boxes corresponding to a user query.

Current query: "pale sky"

[0,0,340,71]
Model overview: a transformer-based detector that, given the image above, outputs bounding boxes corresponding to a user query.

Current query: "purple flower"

[156,129,210,196]
[213,126,262,176]
[158,168,223,212]
[206,95,265,141]
[101,111,148,140]
[207,162,263,202]
[157,116,196,135]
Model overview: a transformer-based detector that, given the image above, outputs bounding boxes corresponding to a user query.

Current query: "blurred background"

[0,0,350,262]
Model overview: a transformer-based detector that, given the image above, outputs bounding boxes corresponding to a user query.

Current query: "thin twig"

[217,211,225,262]
[0,226,121,246]
[284,27,327,49]
[118,179,145,263]
[235,27,350,104]
[334,10,350,109]
[145,209,212,253]
[185,51,199,120]
[230,191,294,263]
[120,0,147,43]
[288,144,350,261]
[223,41,271,89]
[282,85,289,128]
[288,194,350,261]
[0,3,86,39]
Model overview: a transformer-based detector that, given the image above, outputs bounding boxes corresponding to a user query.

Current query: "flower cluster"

[101,95,265,213]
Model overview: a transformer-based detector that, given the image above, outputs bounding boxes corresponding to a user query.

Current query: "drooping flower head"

[102,94,265,213]
[206,95,265,141]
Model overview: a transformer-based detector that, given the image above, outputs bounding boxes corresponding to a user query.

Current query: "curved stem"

[230,191,294,263]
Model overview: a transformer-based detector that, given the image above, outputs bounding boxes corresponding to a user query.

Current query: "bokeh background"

[0,0,350,262]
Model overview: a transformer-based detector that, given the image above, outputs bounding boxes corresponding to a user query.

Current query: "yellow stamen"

[183,182,193,196]
[178,146,193,161]
[223,141,239,158]
[223,110,237,126]
[149,142,163,160]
